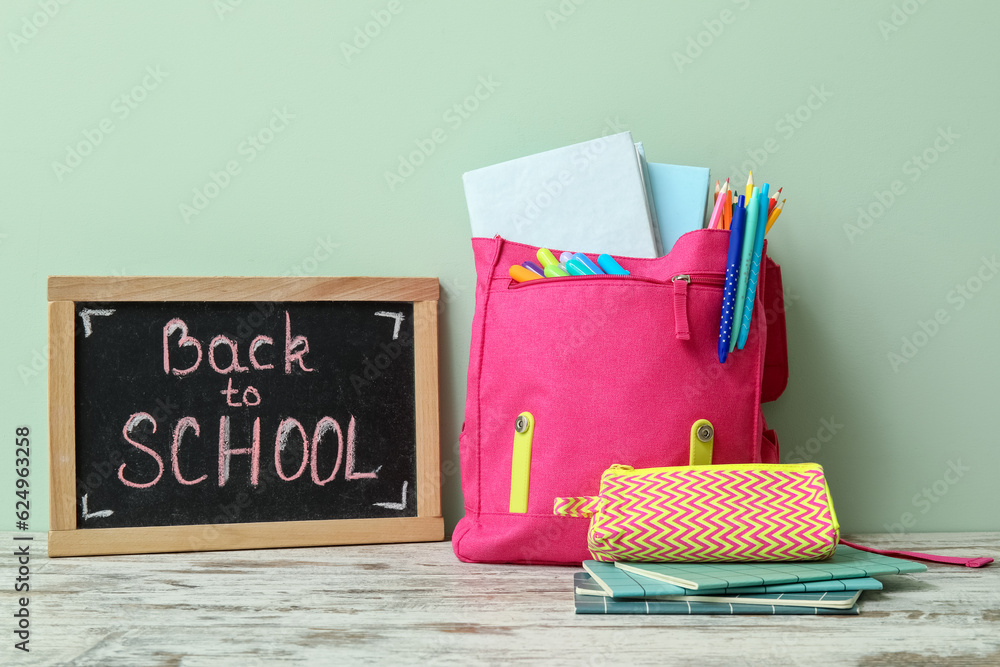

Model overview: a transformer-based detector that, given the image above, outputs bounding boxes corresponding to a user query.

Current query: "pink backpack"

[453,230,789,565]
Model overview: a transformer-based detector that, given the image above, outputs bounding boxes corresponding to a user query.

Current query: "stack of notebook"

[574,545,927,615]
[462,132,710,258]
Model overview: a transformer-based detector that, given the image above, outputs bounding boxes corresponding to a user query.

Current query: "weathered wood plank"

[3,532,998,666]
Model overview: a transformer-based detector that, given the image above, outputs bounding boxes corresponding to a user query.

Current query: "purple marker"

[559,251,575,264]
[521,261,545,277]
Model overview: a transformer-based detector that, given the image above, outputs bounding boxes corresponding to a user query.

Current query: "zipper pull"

[672,274,691,340]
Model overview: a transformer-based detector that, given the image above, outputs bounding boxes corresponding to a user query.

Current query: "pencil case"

[453,231,790,565]
[553,456,839,563]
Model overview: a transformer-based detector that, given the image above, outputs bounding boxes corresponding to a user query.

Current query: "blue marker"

[565,258,592,275]
[572,253,604,274]
[597,254,629,275]
[718,196,746,363]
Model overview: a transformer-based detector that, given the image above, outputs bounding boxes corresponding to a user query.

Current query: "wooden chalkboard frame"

[48,276,443,557]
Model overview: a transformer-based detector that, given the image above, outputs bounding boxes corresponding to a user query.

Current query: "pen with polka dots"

[718,195,746,363]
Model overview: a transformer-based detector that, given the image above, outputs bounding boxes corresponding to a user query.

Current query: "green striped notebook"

[615,545,926,590]
[574,574,861,615]
[582,560,883,598]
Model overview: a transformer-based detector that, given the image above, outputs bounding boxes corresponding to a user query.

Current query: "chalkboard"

[48,277,442,557]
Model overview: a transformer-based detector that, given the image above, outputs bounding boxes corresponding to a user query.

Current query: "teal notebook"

[575,573,862,609]
[582,560,882,598]
[615,545,926,591]
[574,574,860,615]
[647,162,711,255]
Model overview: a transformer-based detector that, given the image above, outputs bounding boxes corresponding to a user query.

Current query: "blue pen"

[597,254,630,275]
[730,187,759,354]
[565,258,591,275]
[737,185,770,349]
[718,196,746,363]
[572,253,604,274]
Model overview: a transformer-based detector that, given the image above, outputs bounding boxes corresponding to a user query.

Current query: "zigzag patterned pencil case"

[553,461,840,563]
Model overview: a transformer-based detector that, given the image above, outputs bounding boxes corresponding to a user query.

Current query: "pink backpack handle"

[839,540,993,568]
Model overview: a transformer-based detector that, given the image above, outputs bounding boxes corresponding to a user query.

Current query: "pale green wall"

[2,1,998,535]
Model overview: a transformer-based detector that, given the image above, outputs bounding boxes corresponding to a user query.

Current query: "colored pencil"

[723,187,733,229]
[768,186,782,214]
[708,178,729,229]
[765,198,785,235]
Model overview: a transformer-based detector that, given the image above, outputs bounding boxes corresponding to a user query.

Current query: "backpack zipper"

[507,272,724,290]
[507,271,725,342]
[672,273,725,287]
[672,273,725,340]
[507,273,668,289]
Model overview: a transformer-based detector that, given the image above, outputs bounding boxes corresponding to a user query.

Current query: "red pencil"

[768,186,782,214]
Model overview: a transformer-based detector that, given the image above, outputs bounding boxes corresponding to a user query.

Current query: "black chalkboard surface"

[48,277,442,556]
[75,301,417,528]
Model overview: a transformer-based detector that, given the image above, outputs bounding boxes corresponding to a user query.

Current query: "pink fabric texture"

[453,231,788,565]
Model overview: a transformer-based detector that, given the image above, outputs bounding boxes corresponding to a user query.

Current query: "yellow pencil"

[765,198,785,235]
[745,171,754,201]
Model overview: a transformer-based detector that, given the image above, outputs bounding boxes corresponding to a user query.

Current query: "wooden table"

[3,531,998,665]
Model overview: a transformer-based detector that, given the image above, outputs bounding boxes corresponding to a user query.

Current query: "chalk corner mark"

[373,480,408,511]
[81,493,113,520]
[78,308,116,337]
[373,311,405,340]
